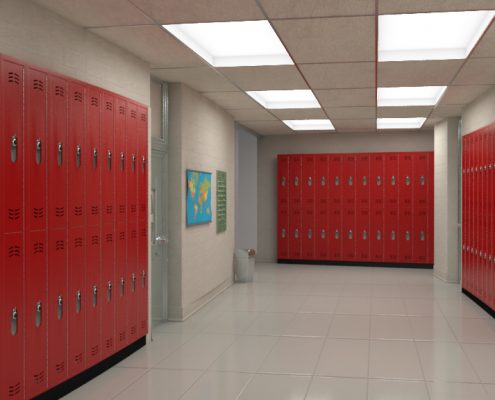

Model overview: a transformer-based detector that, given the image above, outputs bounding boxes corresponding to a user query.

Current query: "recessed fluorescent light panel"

[377,118,426,129]
[378,86,447,107]
[247,90,320,109]
[162,20,292,67]
[379,10,495,61]
[283,119,335,131]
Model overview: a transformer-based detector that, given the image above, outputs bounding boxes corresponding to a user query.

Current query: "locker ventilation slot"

[8,382,21,397]
[74,237,83,248]
[55,361,65,374]
[140,113,146,122]
[74,353,83,364]
[33,79,44,91]
[55,240,65,251]
[90,345,99,356]
[91,235,99,245]
[141,320,146,329]
[106,205,113,214]
[33,242,44,254]
[55,86,65,97]
[141,228,147,237]
[130,325,137,335]
[90,97,99,107]
[74,206,83,216]
[33,370,45,385]
[8,246,21,257]
[119,205,125,214]
[33,207,44,219]
[131,204,137,213]
[130,110,137,118]
[8,208,20,220]
[119,232,125,240]
[105,338,113,349]
[119,331,126,342]
[105,102,113,111]
[131,230,137,239]
[119,106,125,115]
[55,207,65,217]
[106,233,113,242]
[8,72,20,85]
[73,91,83,102]
[91,206,98,215]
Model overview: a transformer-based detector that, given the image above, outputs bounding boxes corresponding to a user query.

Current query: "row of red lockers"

[0,54,148,400]
[277,152,434,264]
[462,123,495,310]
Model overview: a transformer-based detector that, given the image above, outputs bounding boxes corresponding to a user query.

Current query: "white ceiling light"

[283,119,335,131]
[162,20,292,67]
[246,90,320,109]
[378,86,447,107]
[379,10,495,61]
[377,118,426,129]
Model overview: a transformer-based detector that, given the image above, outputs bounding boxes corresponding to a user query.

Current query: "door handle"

[155,235,168,244]
[107,281,112,302]
[92,285,98,307]
[11,307,18,336]
[107,150,112,170]
[76,144,81,168]
[131,273,136,292]
[35,301,42,327]
[11,135,17,163]
[120,152,125,171]
[120,277,125,296]
[92,147,98,169]
[35,138,42,165]
[57,142,63,167]
[57,295,63,320]
[76,290,81,314]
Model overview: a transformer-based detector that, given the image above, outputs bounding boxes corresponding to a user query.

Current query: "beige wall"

[461,86,495,135]
[257,131,434,262]
[168,83,235,320]
[150,79,162,138]
[0,0,150,105]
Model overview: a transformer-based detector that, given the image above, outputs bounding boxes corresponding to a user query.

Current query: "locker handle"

[11,307,18,336]
[281,176,286,187]
[281,228,286,238]
[391,175,396,186]
[406,231,410,241]
[11,135,17,163]
[335,176,340,186]
[321,176,326,186]
[107,281,112,302]
[362,176,367,186]
[142,271,146,288]
[57,295,63,321]
[92,147,98,169]
[308,176,312,187]
[108,150,112,170]
[120,152,125,171]
[335,229,340,239]
[348,176,353,186]
[57,142,63,167]
[405,176,410,186]
[131,154,136,172]
[76,290,81,314]
[420,231,425,241]
[377,230,381,240]
[294,229,299,239]
[308,228,312,239]
[35,301,42,328]
[321,229,326,239]
[294,176,299,187]
[35,138,42,165]
[76,145,81,168]
[420,176,425,186]
[348,229,353,239]
[391,230,396,241]
[132,273,136,292]
[142,156,146,172]
[92,286,98,307]
[376,176,381,186]
[363,230,367,240]
[120,277,125,296]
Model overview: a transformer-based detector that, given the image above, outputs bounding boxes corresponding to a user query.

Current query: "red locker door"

[413,153,429,211]
[329,154,342,211]
[399,153,413,211]
[86,86,101,227]
[427,152,434,264]
[289,155,302,259]
[342,207,356,261]
[481,132,488,302]
[370,154,384,210]
[25,231,47,398]
[85,226,101,367]
[101,223,115,359]
[356,208,370,261]
[343,154,356,209]
[138,106,148,223]
[116,98,127,222]
[399,209,413,263]
[370,208,384,262]
[127,102,139,221]
[68,81,85,229]
[461,137,467,289]
[47,229,68,387]
[315,155,329,260]
[385,153,399,211]
[277,155,289,259]
[329,208,342,260]
[68,228,85,377]
[467,136,474,291]
[302,155,315,259]
[384,208,399,262]
[47,75,68,231]
[101,92,115,225]
[356,154,370,210]
[138,224,148,337]
[127,223,139,342]
[115,222,127,350]
[414,209,428,264]
[489,130,495,308]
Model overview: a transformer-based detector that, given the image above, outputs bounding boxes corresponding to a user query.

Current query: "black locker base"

[462,288,495,319]
[33,337,146,400]
[278,259,434,269]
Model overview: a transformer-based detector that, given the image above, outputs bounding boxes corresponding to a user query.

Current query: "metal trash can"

[234,249,256,282]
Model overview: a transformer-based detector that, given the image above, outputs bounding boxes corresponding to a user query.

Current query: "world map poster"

[186,169,212,226]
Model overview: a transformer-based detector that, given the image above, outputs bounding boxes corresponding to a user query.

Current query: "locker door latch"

[391,230,396,241]
[335,176,340,186]
[76,290,81,314]
[391,176,396,186]
[294,176,299,187]
[120,152,125,171]
[107,281,112,302]
[57,142,63,167]
[406,231,410,241]
[35,138,42,165]
[294,229,299,239]
[35,301,42,328]
[76,145,81,168]
[377,230,381,240]
[348,176,353,186]
[420,231,425,241]
[131,273,136,292]
[11,135,17,163]
[362,176,367,186]
[142,271,146,288]
[131,154,136,172]
[335,229,340,239]
[120,277,125,296]
[57,295,63,320]
[405,176,410,186]
[376,176,381,186]
[363,230,367,240]
[92,148,98,169]
[281,228,286,238]
[321,229,326,239]
[281,176,286,187]
[92,286,98,307]
[420,176,425,186]
[142,156,146,172]
[308,176,312,187]
[348,230,353,239]
[308,228,313,239]
[321,176,326,186]
[11,307,18,336]
[107,150,112,170]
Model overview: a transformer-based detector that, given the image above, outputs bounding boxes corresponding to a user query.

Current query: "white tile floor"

[63,263,495,400]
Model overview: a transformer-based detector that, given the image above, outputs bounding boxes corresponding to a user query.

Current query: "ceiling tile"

[377,106,432,118]
[315,88,375,107]
[151,67,237,92]
[471,22,495,58]
[218,66,307,91]
[333,119,377,131]
[324,107,376,119]
[271,108,327,119]
[240,120,293,135]
[430,105,464,118]
[202,91,261,109]
[258,0,375,18]
[128,0,264,23]
[272,17,375,63]
[440,84,492,105]
[227,108,277,121]
[300,62,374,89]
[89,26,205,68]
[378,60,463,87]
[423,117,443,128]
[452,58,495,85]
[378,0,495,14]
[33,0,153,27]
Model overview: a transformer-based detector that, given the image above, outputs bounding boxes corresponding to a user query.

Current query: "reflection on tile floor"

[63,263,495,399]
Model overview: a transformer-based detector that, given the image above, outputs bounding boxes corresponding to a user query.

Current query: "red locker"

[481,132,488,302]
[370,209,384,262]
[414,209,428,264]
[68,81,86,229]
[315,155,329,260]
[278,155,289,259]
[138,225,148,337]
[115,222,127,350]
[116,98,127,222]
[370,154,384,210]
[102,92,115,225]
[399,209,413,263]
[356,208,370,261]
[427,152,434,264]
[384,153,399,210]
[413,153,429,210]
[47,75,68,231]
[356,153,370,210]
[25,231,47,398]
[302,155,315,259]
[289,155,302,259]
[85,226,101,367]
[127,102,139,221]
[384,208,399,262]
[138,106,148,223]
[342,207,356,261]
[343,154,356,209]
[127,223,139,342]
[490,130,495,308]
[47,229,68,387]
[329,154,342,210]
[399,153,413,210]
[68,228,85,377]
[101,223,115,359]
[86,86,101,227]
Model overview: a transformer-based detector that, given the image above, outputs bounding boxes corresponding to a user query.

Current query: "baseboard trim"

[33,337,146,400]
[277,259,433,269]
[462,288,495,319]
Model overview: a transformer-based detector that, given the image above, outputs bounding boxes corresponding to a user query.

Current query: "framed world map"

[186,169,212,226]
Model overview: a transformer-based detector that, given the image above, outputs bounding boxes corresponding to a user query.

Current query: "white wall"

[0,0,150,105]
[168,83,235,320]
[257,131,434,262]
[235,125,258,250]
[462,87,495,135]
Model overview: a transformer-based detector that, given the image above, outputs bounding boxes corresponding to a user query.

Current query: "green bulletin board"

[216,170,227,233]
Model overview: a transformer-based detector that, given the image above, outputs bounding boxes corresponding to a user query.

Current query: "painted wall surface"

[235,125,258,251]
[168,83,235,320]
[150,79,162,138]
[462,86,495,135]
[0,0,150,105]
[257,131,434,262]
[434,118,460,283]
